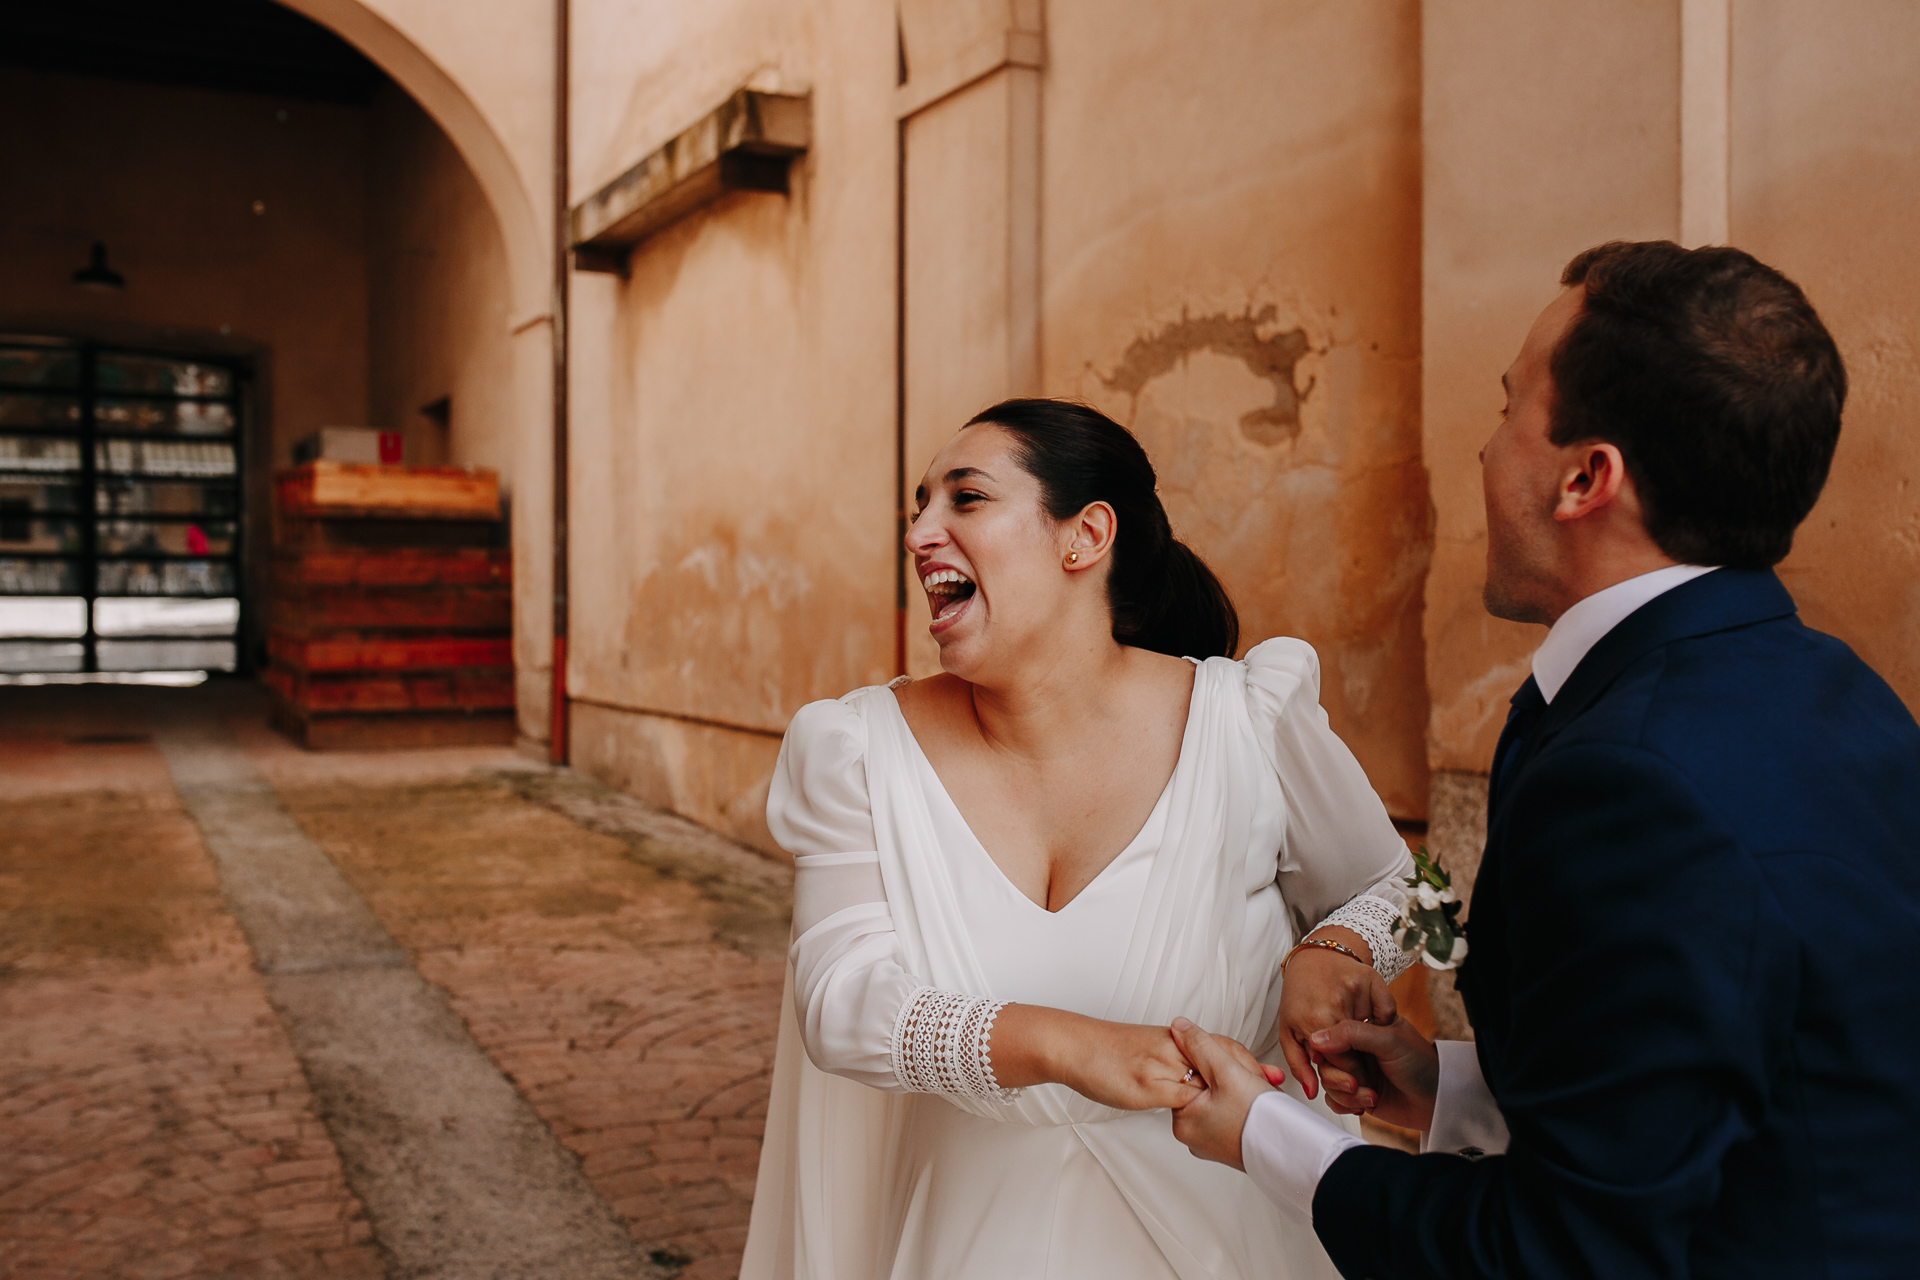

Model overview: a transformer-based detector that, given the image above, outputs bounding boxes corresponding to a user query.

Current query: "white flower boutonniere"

[1397,846,1468,970]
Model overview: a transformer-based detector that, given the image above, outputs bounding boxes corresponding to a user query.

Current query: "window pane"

[94,479,237,518]
[96,559,236,596]
[96,398,234,437]
[0,393,82,430]
[96,354,232,397]
[0,514,81,552]
[0,558,80,594]
[96,440,235,477]
[0,435,83,472]
[0,640,84,673]
[0,597,86,637]
[0,347,81,389]
[97,638,236,672]
[96,519,236,556]
[95,596,238,637]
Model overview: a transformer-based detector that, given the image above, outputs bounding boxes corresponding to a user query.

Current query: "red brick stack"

[267,461,515,749]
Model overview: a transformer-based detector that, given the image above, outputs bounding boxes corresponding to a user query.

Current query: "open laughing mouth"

[922,567,977,630]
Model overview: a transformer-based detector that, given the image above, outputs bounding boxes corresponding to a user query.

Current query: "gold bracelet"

[1282,936,1367,972]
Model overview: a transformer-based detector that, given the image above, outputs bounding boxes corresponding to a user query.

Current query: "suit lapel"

[1488,570,1797,829]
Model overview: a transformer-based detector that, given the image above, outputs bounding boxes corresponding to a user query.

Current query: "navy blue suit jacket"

[1313,569,1920,1278]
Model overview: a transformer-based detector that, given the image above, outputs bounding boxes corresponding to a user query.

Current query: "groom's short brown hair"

[1553,241,1846,568]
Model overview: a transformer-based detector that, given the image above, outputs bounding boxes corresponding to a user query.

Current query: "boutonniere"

[1397,846,1467,970]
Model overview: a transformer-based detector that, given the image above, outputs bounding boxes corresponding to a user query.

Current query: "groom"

[1172,240,1920,1277]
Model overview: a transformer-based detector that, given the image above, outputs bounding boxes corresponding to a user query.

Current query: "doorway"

[0,336,246,674]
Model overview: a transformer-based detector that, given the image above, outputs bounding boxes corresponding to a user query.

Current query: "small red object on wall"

[378,431,403,464]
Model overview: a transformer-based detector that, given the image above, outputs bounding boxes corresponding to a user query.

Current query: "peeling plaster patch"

[1101,306,1315,445]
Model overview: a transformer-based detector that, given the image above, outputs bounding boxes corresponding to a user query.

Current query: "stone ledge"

[569,88,810,275]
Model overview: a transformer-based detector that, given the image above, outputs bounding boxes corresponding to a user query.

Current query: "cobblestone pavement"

[0,710,383,1279]
[275,772,788,1279]
[0,685,791,1280]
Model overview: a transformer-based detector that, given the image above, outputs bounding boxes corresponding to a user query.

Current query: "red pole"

[549,0,571,764]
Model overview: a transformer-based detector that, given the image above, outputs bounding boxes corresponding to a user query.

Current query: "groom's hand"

[1168,1018,1282,1171]
[1309,1017,1441,1133]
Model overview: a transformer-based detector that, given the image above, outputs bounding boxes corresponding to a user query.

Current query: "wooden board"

[265,666,516,713]
[269,586,512,632]
[275,461,501,519]
[268,629,512,673]
[272,548,510,589]
[273,514,503,552]
[269,697,517,751]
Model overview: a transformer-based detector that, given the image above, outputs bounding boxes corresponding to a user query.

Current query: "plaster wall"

[1732,0,1920,719]
[366,86,516,479]
[561,0,899,850]
[1420,0,1682,776]
[1038,0,1429,818]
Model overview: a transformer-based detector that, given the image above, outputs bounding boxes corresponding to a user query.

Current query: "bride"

[740,399,1415,1279]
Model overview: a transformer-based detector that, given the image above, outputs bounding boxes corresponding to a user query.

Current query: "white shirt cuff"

[1240,1091,1366,1221]
[1421,1039,1509,1157]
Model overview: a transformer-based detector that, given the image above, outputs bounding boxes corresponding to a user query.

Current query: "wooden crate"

[267,462,514,752]
[274,514,504,552]
[265,667,515,713]
[268,585,511,632]
[275,461,500,519]
[268,629,512,673]
[271,548,511,590]
[269,696,517,750]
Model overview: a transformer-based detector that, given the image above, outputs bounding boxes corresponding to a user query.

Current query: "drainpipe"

[550,0,571,764]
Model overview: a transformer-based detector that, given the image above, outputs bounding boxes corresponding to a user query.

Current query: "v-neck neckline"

[883,660,1203,916]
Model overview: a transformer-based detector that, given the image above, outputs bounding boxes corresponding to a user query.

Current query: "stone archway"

[273,0,548,322]
[269,0,558,744]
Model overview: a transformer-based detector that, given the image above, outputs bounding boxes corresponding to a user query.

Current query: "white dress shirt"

[1238,563,1717,1216]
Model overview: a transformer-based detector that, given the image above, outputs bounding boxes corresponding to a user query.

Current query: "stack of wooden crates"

[266,460,515,749]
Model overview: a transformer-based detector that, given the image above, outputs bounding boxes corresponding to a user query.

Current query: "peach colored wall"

[1420,0,1920,786]
[562,0,898,850]
[1420,1,1682,775]
[1040,0,1429,818]
[366,86,516,479]
[1733,0,1920,720]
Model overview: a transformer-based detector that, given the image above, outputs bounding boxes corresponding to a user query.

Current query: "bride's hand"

[990,1005,1208,1111]
[1276,927,1397,1101]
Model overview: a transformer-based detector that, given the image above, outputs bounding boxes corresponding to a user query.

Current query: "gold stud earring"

[1066,551,1079,565]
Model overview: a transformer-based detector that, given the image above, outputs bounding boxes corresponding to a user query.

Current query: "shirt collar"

[1532,565,1720,703]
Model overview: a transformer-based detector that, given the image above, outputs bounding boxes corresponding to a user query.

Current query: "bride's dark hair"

[964,398,1240,660]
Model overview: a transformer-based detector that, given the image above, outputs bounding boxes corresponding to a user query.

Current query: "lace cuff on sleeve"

[1319,893,1415,984]
[889,987,1022,1103]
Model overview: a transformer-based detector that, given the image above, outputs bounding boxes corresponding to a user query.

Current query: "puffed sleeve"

[768,697,919,1090]
[1242,637,1417,981]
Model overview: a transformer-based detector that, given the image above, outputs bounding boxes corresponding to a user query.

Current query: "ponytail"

[962,399,1240,659]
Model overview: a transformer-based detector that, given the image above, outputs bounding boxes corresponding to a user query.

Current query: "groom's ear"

[1553,441,1635,525]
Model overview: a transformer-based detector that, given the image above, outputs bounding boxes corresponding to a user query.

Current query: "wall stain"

[1100,306,1314,445]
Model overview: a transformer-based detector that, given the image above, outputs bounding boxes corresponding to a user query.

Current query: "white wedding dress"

[740,638,1414,1280]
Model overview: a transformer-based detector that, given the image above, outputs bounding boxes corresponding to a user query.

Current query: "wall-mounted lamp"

[73,242,126,291]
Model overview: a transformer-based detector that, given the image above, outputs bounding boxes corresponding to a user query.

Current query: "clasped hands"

[1165,946,1442,1169]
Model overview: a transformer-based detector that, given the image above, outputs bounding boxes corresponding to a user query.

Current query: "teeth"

[923,568,972,592]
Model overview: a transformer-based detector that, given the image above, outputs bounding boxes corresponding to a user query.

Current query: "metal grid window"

[0,338,245,674]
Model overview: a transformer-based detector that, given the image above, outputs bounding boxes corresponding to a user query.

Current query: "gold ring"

[1181,1067,1200,1086]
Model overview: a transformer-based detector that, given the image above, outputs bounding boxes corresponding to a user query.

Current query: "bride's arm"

[777,698,1204,1112]
[1245,640,1419,1097]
